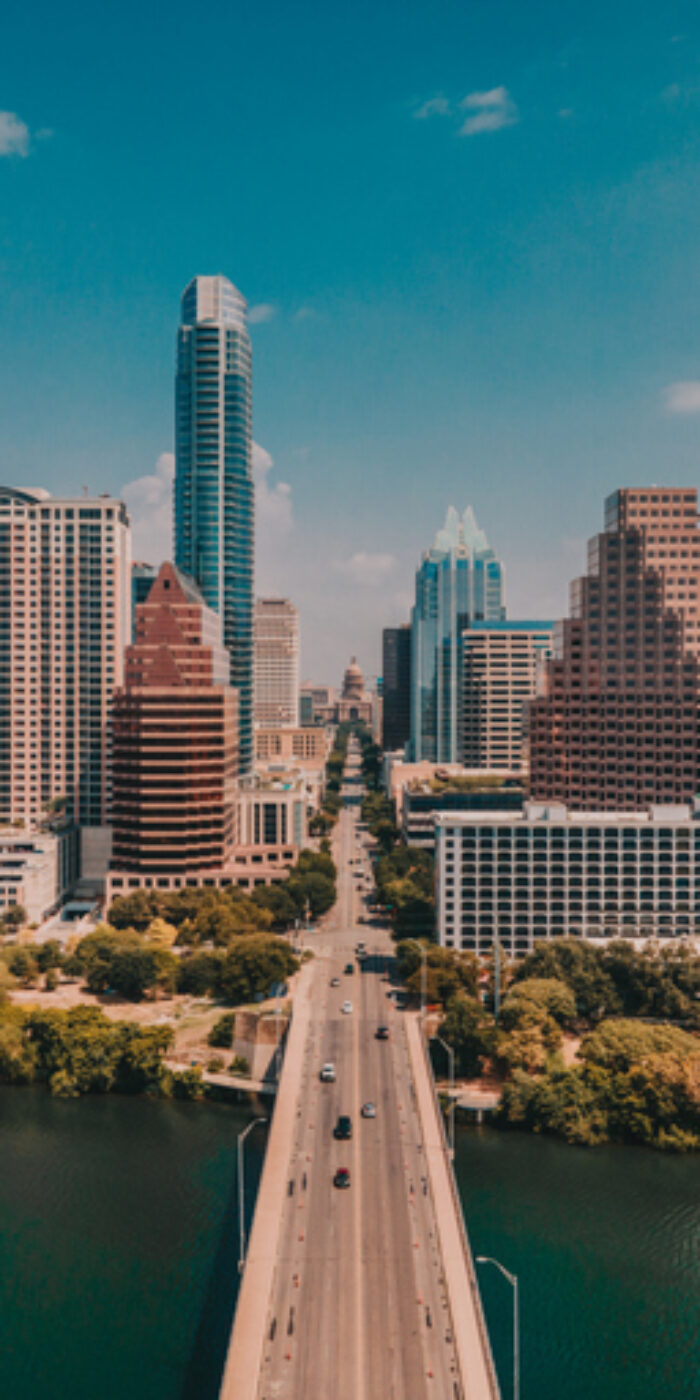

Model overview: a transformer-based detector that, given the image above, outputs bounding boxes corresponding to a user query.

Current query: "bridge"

[219,742,500,1400]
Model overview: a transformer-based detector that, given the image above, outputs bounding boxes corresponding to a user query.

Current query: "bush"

[207,1056,225,1073]
[231,1054,250,1076]
[208,1011,236,1048]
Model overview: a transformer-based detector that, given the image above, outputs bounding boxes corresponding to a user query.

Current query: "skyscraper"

[461,620,553,771]
[0,486,131,830]
[382,624,412,751]
[254,598,300,727]
[410,506,505,762]
[111,562,238,879]
[174,275,254,774]
[529,487,700,809]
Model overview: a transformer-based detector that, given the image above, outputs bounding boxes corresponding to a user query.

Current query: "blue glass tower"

[410,507,505,762]
[175,276,254,775]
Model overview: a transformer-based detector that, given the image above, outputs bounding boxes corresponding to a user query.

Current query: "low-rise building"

[436,802,700,958]
[0,826,79,924]
[402,777,523,849]
[255,727,332,765]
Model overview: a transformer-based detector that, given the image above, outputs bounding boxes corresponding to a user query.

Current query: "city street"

[255,745,461,1400]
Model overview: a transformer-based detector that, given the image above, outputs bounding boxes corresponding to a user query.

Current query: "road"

[256,742,462,1400]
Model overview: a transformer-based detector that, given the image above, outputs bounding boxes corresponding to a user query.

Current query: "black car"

[344,962,354,975]
[333,1114,352,1140]
[375,1025,389,1040]
[333,1167,351,1189]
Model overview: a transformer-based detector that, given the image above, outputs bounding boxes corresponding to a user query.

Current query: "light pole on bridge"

[431,1033,455,1159]
[238,1117,268,1274]
[476,1255,519,1400]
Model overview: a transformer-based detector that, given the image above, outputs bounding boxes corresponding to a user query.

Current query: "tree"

[250,884,299,930]
[208,1011,236,1048]
[36,940,63,974]
[145,917,178,948]
[441,995,496,1077]
[7,946,39,986]
[218,936,298,1007]
[177,950,224,997]
[501,978,577,1030]
[286,871,336,919]
[511,938,619,1022]
[4,904,26,930]
[108,890,158,932]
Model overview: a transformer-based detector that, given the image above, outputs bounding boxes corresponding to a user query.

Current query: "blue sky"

[1,0,700,679]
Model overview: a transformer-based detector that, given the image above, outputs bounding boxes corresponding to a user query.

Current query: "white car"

[320,1063,336,1082]
[341,1000,353,1015]
[361,1101,376,1118]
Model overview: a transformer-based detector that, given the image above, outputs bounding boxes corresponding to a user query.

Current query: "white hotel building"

[436,802,700,957]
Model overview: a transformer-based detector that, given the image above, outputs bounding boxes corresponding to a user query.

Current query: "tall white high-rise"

[254,598,300,728]
[174,274,255,774]
[0,487,131,829]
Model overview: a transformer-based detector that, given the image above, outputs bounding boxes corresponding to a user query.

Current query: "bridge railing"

[416,1020,502,1399]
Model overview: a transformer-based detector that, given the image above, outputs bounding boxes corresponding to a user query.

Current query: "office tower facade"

[436,804,700,956]
[174,275,254,774]
[462,621,554,771]
[529,487,700,810]
[410,506,505,763]
[382,624,412,751]
[111,562,238,877]
[254,598,300,728]
[0,486,131,829]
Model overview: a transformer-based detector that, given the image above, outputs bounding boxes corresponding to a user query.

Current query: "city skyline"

[2,1,700,677]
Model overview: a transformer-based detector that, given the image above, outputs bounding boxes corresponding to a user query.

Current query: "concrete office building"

[436,803,700,957]
[462,621,554,771]
[0,827,80,924]
[255,727,330,765]
[382,624,411,752]
[529,488,700,810]
[254,598,300,728]
[411,507,505,763]
[174,275,255,774]
[401,776,523,849]
[111,562,239,879]
[0,486,131,832]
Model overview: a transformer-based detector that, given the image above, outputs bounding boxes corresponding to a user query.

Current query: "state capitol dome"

[342,656,365,700]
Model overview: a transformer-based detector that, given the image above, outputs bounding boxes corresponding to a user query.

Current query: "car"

[334,1114,352,1140]
[356,941,366,953]
[341,1000,353,1015]
[320,1063,336,1082]
[330,976,340,987]
[344,962,354,975]
[360,1101,376,1119]
[333,1167,351,1189]
[375,1025,389,1040]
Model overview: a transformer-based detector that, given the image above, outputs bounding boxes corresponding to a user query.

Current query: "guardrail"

[416,1023,502,1399]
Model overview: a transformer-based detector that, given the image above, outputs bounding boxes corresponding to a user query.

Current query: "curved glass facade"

[174,276,254,774]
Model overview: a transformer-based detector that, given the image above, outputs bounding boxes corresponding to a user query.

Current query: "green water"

[0,1088,265,1400]
[456,1127,700,1400]
[0,1091,697,1399]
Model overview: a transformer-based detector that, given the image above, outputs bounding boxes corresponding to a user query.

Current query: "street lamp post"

[238,1117,267,1273]
[420,941,427,1026]
[432,1033,455,1158]
[476,1255,519,1400]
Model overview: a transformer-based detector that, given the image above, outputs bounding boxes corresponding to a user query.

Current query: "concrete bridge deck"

[220,749,500,1400]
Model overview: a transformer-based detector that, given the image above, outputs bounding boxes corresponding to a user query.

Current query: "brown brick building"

[529,488,700,810]
[111,563,239,875]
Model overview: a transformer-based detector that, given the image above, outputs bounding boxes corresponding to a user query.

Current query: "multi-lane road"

[255,744,463,1400]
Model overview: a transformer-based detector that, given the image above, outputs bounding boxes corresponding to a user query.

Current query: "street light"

[432,1033,455,1159]
[238,1117,268,1273]
[476,1255,519,1400]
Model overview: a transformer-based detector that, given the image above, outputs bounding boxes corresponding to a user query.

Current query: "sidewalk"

[405,1013,501,1400]
[218,957,315,1400]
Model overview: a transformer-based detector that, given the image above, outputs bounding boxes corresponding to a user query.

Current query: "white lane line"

[351,817,367,1400]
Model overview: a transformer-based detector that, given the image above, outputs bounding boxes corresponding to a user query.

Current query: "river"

[0,1089,697,1399]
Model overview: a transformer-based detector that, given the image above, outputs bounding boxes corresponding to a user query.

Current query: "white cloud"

[252,441,294,536]
[248,303,277,325]
[459,86,519,136]
[558,107,574,119]
[122,453,175,564]
[0,111,30,157]
[414,96,450,120]
[664,381,700,414]
[294,306,318,321]
[661,82,682,103]
[334,552,397,587]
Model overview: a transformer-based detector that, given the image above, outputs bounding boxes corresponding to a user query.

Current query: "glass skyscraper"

[174,275,254,774]
[410,506,505,762]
